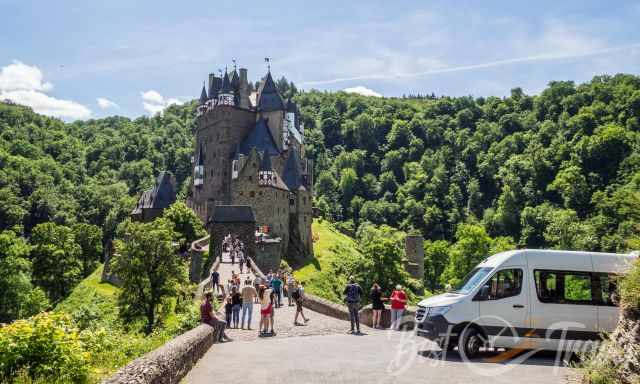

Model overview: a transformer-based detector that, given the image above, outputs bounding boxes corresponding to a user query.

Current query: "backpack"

[292,288,301,300]
[345,284,361,303]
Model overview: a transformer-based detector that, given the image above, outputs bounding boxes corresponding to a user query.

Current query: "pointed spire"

[286,97,297,113]
[220,71,233,94]
[257,71,285,112]
[199,82,208,104]
[208,76,221,100]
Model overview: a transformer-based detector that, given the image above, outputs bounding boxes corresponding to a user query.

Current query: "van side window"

[483,269,523,300]
[534,270,593,305]
[597,273,619,307]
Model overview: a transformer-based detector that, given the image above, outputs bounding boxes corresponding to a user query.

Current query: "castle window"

[249,176,252,181]
[250,191,255,198]
[259,191,263,196]
[239,191,243,196]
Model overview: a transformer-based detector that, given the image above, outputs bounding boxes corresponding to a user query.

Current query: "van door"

[530,270,598,351]
[476,267,531,349]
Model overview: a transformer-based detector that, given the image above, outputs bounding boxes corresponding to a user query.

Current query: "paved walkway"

[213,252,356,342]
[184,330,577,384]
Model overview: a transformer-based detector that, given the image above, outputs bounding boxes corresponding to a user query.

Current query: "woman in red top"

[390,284,407,330]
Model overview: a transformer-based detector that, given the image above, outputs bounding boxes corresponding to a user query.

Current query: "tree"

[0,230,49,322]
[30,223,82,302]
[423,240,449,292]
[163,201,206,251]
[71,223,103,277]
[440,223,512,287]
[113,219,187,333]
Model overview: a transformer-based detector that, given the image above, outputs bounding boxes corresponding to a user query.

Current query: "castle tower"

[239,68,251,109]
[256,71,286,151]
[404,235,425,282]
[218,71,235,106]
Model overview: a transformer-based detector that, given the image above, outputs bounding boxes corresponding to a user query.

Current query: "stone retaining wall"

[102,323,222,384]
[301,293,351,322]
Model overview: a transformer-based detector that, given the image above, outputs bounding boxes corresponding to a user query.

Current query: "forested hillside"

[297,75,640,287]
[2,73,640,303]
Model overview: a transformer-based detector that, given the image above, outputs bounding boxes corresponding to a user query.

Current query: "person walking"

[344,276,364,334]
[245,257,251,274]
[231,287,242,328]
[286,274,296,306]
[293,281,310,325]
[271,274,283,308]
[390,284,408,331]
[200,292,231,342]
[239,254,244,274]
[259,285,273,336]
[224,296,233,328]
[241,280,257,329]
[211,270,220,294]
[370,283,386,329]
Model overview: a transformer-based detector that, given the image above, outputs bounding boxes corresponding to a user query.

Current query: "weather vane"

[218,68,223,77]
[264,57,271,72]
[232,59,237,70]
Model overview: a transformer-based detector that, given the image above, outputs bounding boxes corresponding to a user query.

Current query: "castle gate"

[209,205,256,266]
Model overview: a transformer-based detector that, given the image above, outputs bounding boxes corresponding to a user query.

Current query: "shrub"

[0,312,89,383]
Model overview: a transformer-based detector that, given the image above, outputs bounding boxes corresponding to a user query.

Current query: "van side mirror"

[474,284,490,301]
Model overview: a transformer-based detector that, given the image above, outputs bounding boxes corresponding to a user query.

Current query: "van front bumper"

[415,315,454,341]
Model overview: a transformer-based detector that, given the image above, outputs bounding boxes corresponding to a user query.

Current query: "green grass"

[294,219,363,303]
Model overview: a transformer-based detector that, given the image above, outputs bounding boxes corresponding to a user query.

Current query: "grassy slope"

[55,265,198,383]
[294,219,363,303]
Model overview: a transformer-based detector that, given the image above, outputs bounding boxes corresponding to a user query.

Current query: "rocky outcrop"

[102,324,222,384]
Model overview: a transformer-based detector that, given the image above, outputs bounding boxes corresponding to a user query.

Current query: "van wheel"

[458,326,483,359]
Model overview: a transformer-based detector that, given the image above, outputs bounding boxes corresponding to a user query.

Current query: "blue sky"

[1,0,639,120]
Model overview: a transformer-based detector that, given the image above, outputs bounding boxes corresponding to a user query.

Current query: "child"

[224,296,233,328]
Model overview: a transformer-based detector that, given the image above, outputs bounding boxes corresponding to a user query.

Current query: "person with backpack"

[286,274,296,306]
[344,276,364,334]
[270,274,283,308]
[293,281,309,325]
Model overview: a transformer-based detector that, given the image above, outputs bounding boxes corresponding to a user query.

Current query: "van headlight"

[427,306,451,317]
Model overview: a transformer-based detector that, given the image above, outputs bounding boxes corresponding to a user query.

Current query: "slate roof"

[231,69,240,91]
[282,147,304,191]
[211,205,256,223]
[199,84,208,104]
[220,72,233,94]
[239,118,281,157]
[131,172,176,214]
[286,98,297,113]
[208,76,221,100]
[256,72,285,112]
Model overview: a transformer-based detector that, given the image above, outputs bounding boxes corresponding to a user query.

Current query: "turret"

[196,83,208,116]
[218,71,235,106]
[239,68,251,109]
[208,75,222,107]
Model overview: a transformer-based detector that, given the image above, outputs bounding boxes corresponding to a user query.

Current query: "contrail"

[301,43,640,86]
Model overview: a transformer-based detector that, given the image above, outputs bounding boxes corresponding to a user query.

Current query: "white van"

[415,249,636,358]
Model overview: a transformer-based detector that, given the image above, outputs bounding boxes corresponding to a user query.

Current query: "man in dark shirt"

[211,270,220,293]
[343,276,364,334]
[200,292,231,342]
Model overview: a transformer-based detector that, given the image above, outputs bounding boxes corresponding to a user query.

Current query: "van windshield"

[453,267,493,295]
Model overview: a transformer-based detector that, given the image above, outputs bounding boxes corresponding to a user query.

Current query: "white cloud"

[97,97,119,109]
[2,90,91,120]
[0,61,90,120]
[0,60,53,92]
[141,90,183,115]
[343,86,382,97]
